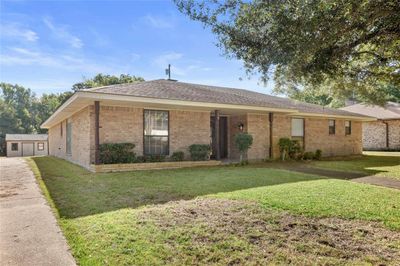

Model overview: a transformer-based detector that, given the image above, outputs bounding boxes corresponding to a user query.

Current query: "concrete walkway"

[0,158,76,266]
[261,163,400,190]
[352,176,400,190]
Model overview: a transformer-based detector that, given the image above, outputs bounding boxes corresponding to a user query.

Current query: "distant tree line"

[0,74,144,155]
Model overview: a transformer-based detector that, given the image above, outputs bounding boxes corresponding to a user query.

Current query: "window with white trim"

[144,110,169,155]
[37,142,44,151]
[291,118,304,137]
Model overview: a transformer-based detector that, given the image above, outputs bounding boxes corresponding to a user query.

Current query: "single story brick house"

[341,102,400,151]
[41,79,374,169]
[6,134,48,157]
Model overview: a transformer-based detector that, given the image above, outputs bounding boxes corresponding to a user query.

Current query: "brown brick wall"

[169,110,211,159]
[71,107,91,167]
[228,115,247,160]
[269,114,362,159]
[48,103,365,166]
[271,114,292,159]
[48,107,91,168]
[48,121,66,158]
[247,113,269,160]
[304,118,362,156]
[227,113,269,161]
[89,106,144,162]
[89,106,211,161]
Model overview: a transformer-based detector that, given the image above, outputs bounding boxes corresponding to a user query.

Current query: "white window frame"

[291,118,304,137]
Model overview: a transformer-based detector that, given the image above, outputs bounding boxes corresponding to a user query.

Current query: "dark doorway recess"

[211,116,228,159]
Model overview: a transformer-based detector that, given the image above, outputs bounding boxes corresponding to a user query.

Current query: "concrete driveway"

[0,157,76,266]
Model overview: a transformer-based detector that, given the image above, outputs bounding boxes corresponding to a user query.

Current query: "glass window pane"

[38,143,44,151]
[11,143,18,151]
[345,121,351,135]
[144,110,169,155]
[66,121,72,154]
[329,120,335,134]
[291,118,304,137]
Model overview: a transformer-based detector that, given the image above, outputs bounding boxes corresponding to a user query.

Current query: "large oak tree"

[175,0,400,105]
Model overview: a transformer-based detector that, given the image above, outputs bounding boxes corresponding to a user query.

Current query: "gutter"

[41,90,376,129]
[382,120,389,148]
[41,91,298,128]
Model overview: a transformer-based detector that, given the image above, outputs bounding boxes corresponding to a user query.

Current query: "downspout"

[382,120,389,149]
[94,101,100,164]
[214,110,220,160]
[269,113,273,159]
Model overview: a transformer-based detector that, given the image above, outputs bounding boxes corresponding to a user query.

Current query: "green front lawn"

[31,156,400,265]
[310,151,400,180]
[33,156,324,218]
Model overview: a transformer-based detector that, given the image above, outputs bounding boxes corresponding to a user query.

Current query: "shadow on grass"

[32,156,326,219]
[244,154,400,179]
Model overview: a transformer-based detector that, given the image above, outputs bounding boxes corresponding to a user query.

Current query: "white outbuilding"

[5,134,48,157]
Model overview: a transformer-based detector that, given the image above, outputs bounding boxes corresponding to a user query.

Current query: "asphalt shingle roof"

[340,102,400,120]
[6,134,48,141]
[86,79,369,117]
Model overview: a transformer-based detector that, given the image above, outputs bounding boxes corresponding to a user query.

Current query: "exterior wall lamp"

[238,122,244,132]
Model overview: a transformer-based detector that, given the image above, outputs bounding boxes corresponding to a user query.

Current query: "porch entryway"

[211,115,228,159]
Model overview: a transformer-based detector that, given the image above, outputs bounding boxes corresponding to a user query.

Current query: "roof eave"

[41,91,299,129]
[294,112,377,121]
[41,92,79,129]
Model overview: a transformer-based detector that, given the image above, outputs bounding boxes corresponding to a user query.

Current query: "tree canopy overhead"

[175,0,400,105]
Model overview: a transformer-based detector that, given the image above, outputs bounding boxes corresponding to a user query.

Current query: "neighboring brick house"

[341,102,400,151]
[41,79,374,169]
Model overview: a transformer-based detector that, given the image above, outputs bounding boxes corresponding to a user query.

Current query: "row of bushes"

[278,138,322,161]
[99,143,211,164]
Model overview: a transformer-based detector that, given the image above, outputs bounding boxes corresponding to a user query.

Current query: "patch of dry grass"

[136,198,400,265]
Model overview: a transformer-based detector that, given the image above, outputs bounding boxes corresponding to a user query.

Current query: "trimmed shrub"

[171,151,184,161]
[135,156,145,163]
[278,138,292,160]
[145,155,166,163]
[278,138,304,160]
[288,140,302,159]
[189,144,211,161]
[99,143,136,164]
[303,151,315,160]
[315,149,322,160]
[234,133,253,163]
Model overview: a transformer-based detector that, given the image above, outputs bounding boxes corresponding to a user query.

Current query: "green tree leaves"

[72,74,144,91]
[175,0,400,104]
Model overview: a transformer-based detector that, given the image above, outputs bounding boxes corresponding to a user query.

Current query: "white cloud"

[153,52,185,76]
[43,17,83,48]
[142,15,174,29]
[152,53,216,77]
[0,23,38,42]
[154,52,183,66]
[1,47,109,73]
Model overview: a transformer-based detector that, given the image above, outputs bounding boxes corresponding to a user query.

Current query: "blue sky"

[0,0,273,95]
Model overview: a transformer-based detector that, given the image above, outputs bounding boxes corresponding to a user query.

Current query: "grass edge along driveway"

[30,156,400,265]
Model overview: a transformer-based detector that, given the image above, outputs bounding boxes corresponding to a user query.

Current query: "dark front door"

[211,116,228,159]
[219,117,228,158]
